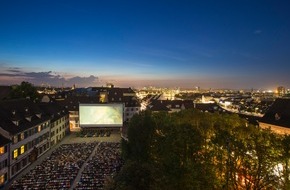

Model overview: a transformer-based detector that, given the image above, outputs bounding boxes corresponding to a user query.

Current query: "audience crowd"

[9,143,97,190]
[77,129,112,138]
[75,142,123,190]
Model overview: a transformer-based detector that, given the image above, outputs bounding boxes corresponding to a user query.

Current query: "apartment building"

[38,103,69,146]
[0,134,10,188]
[259,98,290,134]
[0,99,51,178]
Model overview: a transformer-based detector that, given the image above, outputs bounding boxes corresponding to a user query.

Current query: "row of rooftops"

[148,100,220,113]
[45,87,141,110]
[148,98,290,129]
[259,98,290,128]
[0,99,68,136]
[51,96,140,111]
[1,85,289,136]
[52,87,136,98]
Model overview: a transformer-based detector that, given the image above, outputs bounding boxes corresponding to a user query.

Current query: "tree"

[125,110,155,162]
[9,81,39,101]
[112,161,153,190]
[115,109,288,190]
[236,129,281,190]
[280,135,290,189]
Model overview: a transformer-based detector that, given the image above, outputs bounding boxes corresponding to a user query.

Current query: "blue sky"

[0,0,290,89]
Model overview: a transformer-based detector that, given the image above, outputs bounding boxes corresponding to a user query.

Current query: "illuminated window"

[20,145,25,154]
[20,133,24,140]
[100,94,106,102]
[38,125,41,132]
[0,174,5,185]
[0,146,4,155]
[13,149,18,159]
[13,136,18,144]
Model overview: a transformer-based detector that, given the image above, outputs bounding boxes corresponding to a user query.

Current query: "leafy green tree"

[125,110,155,162]
[115,109,288,190]
[112,161,154,190]
[237,129,281,190]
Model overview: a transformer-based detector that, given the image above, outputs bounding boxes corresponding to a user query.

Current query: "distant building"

[54,96,99,131]
[106,83,114,88]
[53,87,141,131]
[194,102,220,113]
[90,87,141,123]
[259,98,290,134]
[195,86,200,92]
[277,86,286,97]
[149,101,171,112]
[148,100,193,113]
[148,100,220,113]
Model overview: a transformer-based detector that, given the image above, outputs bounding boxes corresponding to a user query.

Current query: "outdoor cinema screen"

[79,104,123,127]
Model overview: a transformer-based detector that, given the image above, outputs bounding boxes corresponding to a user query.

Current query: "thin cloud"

[0,73,25,77]
[0,66,99,87]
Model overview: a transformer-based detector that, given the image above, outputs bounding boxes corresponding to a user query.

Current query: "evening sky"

[1,0,290,89]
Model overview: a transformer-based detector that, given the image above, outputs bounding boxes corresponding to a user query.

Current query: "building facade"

[0,135,10,188]
[55,87,141,131]
[38,103,70,146]
[0,99,51,179]
[0,99,69,184]
[259,98,290,134]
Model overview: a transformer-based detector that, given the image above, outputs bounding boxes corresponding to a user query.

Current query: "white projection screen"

[79,104,123,127]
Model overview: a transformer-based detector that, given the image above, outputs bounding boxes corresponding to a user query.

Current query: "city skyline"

[1,0,290,89]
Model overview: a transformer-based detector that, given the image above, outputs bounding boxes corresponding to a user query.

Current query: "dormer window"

[36,113,42,118]
[12,110,16,115]
[12,120,19,126]
[26,116,32,122]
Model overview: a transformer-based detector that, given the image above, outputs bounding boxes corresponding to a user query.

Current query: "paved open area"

[4,132,122,190]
